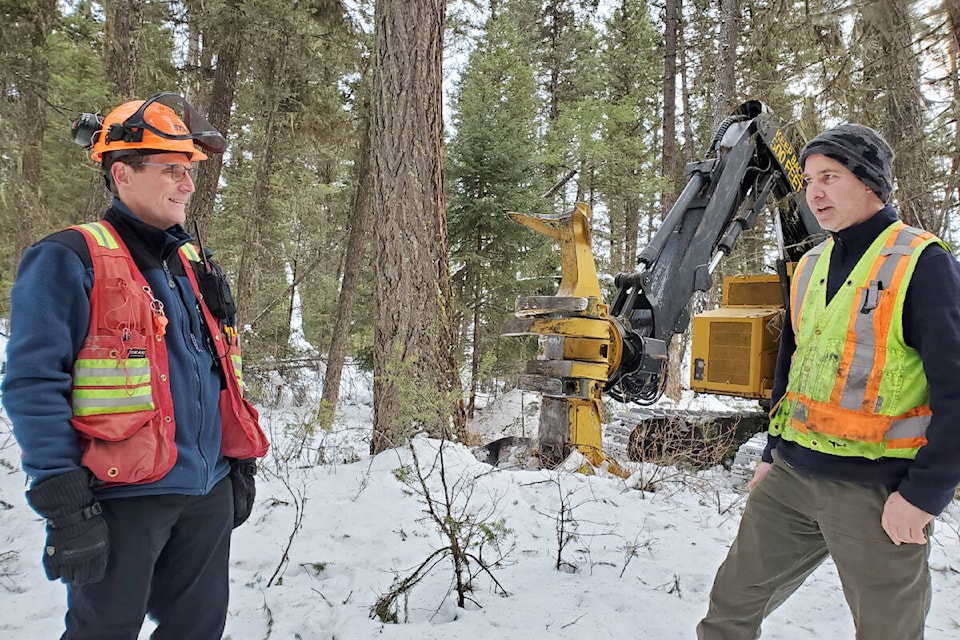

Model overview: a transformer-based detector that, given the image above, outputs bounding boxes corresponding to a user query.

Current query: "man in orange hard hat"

[3,93,268,639]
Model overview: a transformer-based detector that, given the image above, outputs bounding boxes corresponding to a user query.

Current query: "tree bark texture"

[321,88,374,421]
[861,0,937,232]
[713,0,739,127]
[84,0,143,222]
[189,0,245,238]
[370,0,465,454]
[679,0,694,164]
[103,0,142,99]
[15,0,57,266]
[662,0,679,217]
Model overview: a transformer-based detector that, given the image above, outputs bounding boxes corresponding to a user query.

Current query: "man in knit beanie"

[797,123,896,234]
[800,123,895,203]
[698,122,960,640]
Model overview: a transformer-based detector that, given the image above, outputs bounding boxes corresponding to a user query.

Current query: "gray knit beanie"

[799,124,895,203]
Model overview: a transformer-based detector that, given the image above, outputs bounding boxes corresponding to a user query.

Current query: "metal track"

[603,406,768,468]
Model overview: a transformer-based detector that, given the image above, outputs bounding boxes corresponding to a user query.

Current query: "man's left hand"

[881,491,933,545]
[229,458,257,529]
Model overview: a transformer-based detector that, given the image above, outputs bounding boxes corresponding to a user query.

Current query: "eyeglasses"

[141,162,198,183]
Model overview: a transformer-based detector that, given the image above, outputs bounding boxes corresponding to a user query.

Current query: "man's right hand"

[26,469,109,585]
[748,461,772,492]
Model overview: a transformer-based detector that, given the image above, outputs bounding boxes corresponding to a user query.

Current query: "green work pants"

[697,453,932,640]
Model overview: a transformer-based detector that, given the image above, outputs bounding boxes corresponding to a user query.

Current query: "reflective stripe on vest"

[76,222,121,250]
[73,357,153,415]
[231,353,243,389]
[180,242,201,262]
[772,221,941,459]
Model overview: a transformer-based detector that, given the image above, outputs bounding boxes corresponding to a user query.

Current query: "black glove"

[229,458,257,528]
[26,468,109,586]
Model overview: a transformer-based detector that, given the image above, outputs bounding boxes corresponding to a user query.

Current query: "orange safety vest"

[769,221,942,460]
[70,221,268,485]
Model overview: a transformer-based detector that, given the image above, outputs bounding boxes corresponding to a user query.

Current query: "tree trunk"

[948,0,960,53]
[679,0,694,163]
[624,195,640,269]
[713,0,740,127]
[665,0,688,402]
[610,201,625,273]
[103,0,142,98]
[321,87,375,424]
[861,0,937,231]
[15,0,57,266]
[467,265,481,419]
[235,102,279,327]
[236,37,287,326]
[188,0,244,237]
[370,0,465,454]
[84,0,143,222]
[662,0,679,217]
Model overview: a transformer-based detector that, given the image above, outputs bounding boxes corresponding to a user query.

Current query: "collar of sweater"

[106,197,192,261]
[829,204,899,260]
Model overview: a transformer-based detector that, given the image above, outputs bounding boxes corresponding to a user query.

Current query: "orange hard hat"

[88,93,226,163]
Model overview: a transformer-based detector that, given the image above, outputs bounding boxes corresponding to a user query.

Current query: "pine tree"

[596,0,663,273]
[447,7,552,416]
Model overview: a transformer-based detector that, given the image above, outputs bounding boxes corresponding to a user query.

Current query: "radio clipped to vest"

[192,222,236,323]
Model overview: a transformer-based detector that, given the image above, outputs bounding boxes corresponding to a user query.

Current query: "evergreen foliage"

[447,6,554,413]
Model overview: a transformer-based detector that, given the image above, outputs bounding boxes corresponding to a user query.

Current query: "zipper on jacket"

[161,259,176,289]
[163,252,212,488]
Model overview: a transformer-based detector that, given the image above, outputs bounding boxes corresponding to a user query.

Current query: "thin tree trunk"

[236,106,277,326]
[84,0,143,222]
[466,220,485,419]
[713,0,739,127]
[679,0,694,163]
[15,0,57,265]
[188,0,244,237]
[236,41,285,324]
[370,0,465,454]
[468,273,481,419]
[662,0,679,217]
[861,0,936,231]
[624,195,640,269]
[321,89,375,423]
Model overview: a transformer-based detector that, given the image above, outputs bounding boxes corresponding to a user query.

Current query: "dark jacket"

[764,205,960,516]
[2,199,229,499]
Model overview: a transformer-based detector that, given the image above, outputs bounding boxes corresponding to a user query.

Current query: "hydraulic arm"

[495,101,824,470]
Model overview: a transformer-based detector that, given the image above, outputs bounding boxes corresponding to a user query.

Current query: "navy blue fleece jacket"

[2,199,230,499]
[763,205,960,516]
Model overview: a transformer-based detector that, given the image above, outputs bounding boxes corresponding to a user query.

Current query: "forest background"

[3,0,960,451]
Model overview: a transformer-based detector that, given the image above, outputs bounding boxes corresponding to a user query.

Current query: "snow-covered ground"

[1,348,959,639]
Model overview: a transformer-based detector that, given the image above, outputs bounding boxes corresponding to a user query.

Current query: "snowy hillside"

[1,350,959,638]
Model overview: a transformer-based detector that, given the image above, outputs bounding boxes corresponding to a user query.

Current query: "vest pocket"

[72,336,156,438]
[71,335,175,485]
[80,419,177,485]
[219,389,268,458]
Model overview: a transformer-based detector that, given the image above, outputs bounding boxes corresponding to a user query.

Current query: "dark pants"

[698,453,932,640]
[62,476,234,640]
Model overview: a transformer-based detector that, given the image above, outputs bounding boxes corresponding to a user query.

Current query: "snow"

[1,346,959,638]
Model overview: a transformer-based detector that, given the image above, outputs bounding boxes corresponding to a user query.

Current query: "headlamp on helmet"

[71,112,104,150]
